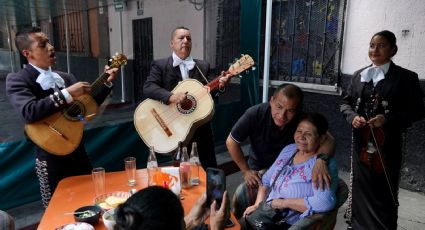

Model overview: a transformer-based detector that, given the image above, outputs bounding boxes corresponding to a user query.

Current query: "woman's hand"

[210,191,229,230]
[352,115,367,129]
[184,193,208,230]
[243,203,259,218]
[243,170,262,188]
[368,114,386,128]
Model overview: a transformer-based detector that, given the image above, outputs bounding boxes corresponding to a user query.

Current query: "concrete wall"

[107,0,204,60]
[341,0,425,79]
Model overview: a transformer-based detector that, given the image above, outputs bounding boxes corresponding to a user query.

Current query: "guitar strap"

[195,64,226,95]
[195,64,209,84]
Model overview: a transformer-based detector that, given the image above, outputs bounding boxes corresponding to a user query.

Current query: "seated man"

[226,84,334,218]
[243,113,338,229]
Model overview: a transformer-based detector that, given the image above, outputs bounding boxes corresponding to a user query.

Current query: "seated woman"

[114,186,229,230]
[243,112,338,229]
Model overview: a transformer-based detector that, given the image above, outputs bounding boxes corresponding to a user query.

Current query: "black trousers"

[35,144,92,207]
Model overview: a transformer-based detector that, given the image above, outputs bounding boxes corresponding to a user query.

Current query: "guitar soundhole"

[63,101,86,121]
[176,94,197,114]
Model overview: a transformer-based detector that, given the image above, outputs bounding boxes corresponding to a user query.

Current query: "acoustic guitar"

[134,54,254,154]
[25,53,128,156]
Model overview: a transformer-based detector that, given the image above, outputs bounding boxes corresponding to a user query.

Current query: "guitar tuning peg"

[238,75,242,78]
[109,59,112,62]
[251,66,256,71]
[115,52,119,56]
[241,54,244,56]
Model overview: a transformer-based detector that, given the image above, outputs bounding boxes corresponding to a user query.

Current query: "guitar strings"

[49,71,113,134]
[140,84,209,134]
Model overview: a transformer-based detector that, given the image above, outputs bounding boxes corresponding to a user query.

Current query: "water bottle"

[147,146,159,186]
[173,142,182,167]
[179,146,191,188]
[189,142,200,185]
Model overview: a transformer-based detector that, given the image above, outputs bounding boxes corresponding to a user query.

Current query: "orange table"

[38,168,239,229]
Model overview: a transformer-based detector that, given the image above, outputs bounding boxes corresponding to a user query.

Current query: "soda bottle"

[189,142,200,185]
[179,146,191,188]
[173,142,182,167]
[147,146,160,186]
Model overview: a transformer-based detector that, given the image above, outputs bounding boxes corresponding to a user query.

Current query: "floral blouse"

[262,143,338,224]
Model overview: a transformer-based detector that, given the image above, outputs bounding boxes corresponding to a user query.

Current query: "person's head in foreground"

[114,186,184,230]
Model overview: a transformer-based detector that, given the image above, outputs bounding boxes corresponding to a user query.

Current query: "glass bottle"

[173,142,182,167]
[189,142,200,185]
[179,146,191,188]
[147,146,159,186]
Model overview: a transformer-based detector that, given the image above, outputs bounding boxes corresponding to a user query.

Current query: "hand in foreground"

[243,170,262,188]
[104,65,119,83]
[243,203,259,218]
[368,114,385,128]
[312,158,331,191]
[210,191,230,230]
[352,115,367,129]
[185,193,208,230]
[66,81,91,97]
[169,92,187,104]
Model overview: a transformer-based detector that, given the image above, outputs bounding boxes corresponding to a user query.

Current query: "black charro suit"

[6,64,112,207]
[143,56,218,169]
[340,62,425,230]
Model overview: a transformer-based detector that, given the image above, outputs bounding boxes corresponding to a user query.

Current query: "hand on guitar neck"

[66,65,119,98]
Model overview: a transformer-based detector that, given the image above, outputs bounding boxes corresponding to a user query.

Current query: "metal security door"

[133,17,153,103]
[266,0,346,86]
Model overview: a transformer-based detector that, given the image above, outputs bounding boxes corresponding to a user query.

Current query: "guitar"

[25,53,128,156]
[134,54,255,154]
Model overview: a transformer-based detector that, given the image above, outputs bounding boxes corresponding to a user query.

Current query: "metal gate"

[132,17,153,103]
[265,0,347,86]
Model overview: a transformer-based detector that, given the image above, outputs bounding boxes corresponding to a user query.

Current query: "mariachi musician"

[340,30,425,229]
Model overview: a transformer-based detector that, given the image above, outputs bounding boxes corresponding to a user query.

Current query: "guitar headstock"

[109,53,128,68]
[227,54,255,76]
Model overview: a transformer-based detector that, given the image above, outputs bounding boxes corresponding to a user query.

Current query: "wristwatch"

[317,153,330,162]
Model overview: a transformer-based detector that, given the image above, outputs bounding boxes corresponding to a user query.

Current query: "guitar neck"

[206,74,234,91]
[90,72,111,96]
[205,54,254,91]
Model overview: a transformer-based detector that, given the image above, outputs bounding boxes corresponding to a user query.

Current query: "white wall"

[107,0,204,61]
[341,0,425,79]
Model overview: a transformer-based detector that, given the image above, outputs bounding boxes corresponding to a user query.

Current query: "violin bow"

[364,94,399,207]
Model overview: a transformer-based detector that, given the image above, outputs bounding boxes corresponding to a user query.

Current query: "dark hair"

[372,30,398,57]
[273,83,304,112]
[15,27,41,53]
[171,26,190,40]
[114,186,184,230]
[299,112,328,136]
